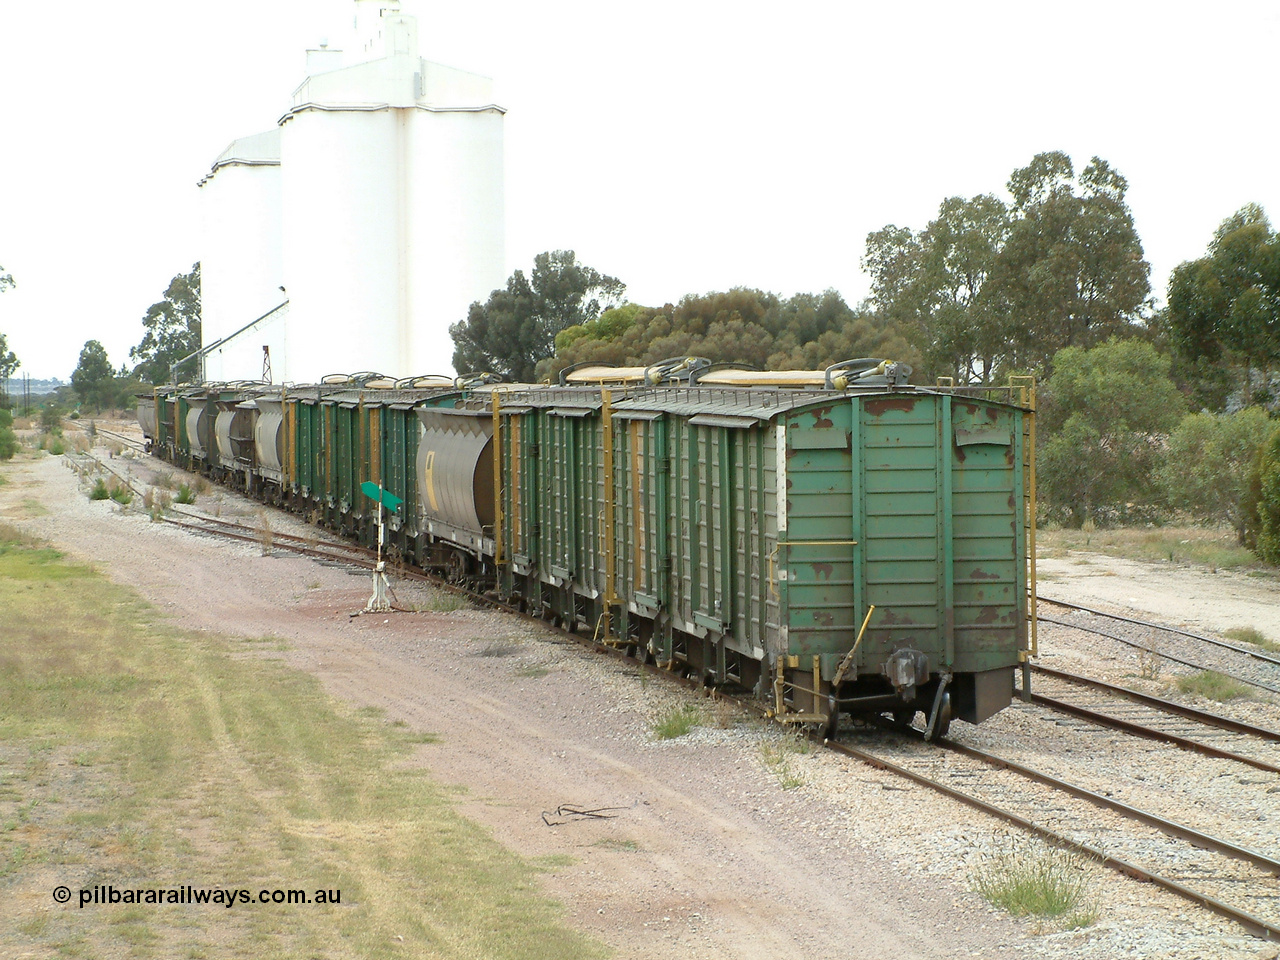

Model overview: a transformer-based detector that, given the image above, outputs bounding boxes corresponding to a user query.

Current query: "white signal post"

[364,485,392,613]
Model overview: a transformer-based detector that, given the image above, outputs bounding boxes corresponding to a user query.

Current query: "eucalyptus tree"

[863,152,1151,380]
[1165,204,1280,404]
[450,251,625,382]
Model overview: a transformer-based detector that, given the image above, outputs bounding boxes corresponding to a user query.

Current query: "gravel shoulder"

[3,443,1278,960]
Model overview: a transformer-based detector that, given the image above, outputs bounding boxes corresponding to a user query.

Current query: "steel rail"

[1024,690,1280,775]
[1040,595,1280,669]
[825,739,1280,941]
[69,444,379,566]
[61,419,148,452]
[159,516,379,567]
[94,428,147,452]
[930,737,1280,875]
[1039,614,1280,697]
[1032,665,1280,743]
[167,509,378,560]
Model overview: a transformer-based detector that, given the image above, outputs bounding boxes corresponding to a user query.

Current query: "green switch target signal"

[361,481,403,514]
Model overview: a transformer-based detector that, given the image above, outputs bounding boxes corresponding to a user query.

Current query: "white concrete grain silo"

[199,0,504,383]
[279,0,504,380]
[197,131,287,383]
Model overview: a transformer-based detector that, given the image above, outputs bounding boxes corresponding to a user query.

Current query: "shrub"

[175,483,196,504]
[1158,408,1275,544]
[39,404,64,434]
[0,426,16,461]
[109,483,133,505]
[1256,427,1280,564]
[89,478,109,500]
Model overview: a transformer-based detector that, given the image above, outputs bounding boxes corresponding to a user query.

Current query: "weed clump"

[1136,646,1162,681]
[971,835,1099,928]
[89,478,109,501]
[651,702,703,740]
[760,732,810,789]
[175,482,196,505]
[256,509,274,556]
[1177,670,1250,702]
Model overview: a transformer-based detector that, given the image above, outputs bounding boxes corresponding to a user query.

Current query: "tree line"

[451,151,1280,562]
[3,149,1278,560]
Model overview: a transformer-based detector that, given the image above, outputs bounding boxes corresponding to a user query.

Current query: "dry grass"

[759,731,810,789]
[1222,626,1280,653]
[1038,524,1260,573]
[1136,646,1163,681]
[0,527,604,960]
[256,509,274,556]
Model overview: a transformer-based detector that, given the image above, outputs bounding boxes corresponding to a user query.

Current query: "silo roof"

[199,129,281,186]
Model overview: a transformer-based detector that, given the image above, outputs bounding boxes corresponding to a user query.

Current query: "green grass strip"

[0,526,605,959]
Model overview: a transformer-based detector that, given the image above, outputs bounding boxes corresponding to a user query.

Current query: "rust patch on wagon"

[812,562,834,580]
[810,406,835,428]
[864,397,918,415]
[975,606,999,625]
[877,609,917,626]
[969,567,1000,580]
[813,611,835,627]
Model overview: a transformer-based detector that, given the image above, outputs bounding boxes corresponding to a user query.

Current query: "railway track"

[1038,595,1280,697]
[1027,664,1280,774]
[61,438,1280,941]
[65,445,382,570]
[62,418,149,454]
[829,732,1280,940]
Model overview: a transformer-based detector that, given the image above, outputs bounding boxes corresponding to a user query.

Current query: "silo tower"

[197,130,285,383]
[198,0,504,383]
[279,0,505,381]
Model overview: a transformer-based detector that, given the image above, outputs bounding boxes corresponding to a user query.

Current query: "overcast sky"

[1,0,1277,379]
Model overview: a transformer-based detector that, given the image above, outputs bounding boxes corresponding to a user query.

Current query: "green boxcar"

[490,383,1031,735]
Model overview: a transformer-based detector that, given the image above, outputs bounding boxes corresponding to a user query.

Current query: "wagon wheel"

[925,691,952,741]
[445,549,468,584]
[822,694,840,740]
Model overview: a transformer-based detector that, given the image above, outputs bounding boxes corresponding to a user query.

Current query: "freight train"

[137,359,1037,739]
